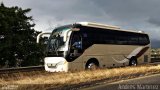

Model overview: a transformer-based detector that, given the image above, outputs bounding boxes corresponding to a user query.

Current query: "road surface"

[80,74,160,90]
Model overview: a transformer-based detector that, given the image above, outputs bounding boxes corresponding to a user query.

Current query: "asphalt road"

[80,74,160,90]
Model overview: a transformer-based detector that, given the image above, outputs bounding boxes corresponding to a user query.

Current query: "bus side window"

[71,34,82,50]
[139,36,149,45]
[70,33,83,57]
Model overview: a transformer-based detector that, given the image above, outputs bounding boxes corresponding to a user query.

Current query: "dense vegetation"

[0,3,44,68]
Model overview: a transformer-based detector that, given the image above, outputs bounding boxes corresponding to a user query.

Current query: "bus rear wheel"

[129,57,137,66]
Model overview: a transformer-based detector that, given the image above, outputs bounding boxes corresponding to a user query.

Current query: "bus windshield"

[47,25,72,56]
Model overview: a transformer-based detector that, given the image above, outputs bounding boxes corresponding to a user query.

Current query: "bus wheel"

[87,63,98,70]
[129,57,137,66]
[86,59,99,70]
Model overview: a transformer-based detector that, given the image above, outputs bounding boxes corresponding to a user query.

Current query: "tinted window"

[78,26,150,46]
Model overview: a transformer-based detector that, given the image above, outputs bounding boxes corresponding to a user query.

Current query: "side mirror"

[40,36,49,45]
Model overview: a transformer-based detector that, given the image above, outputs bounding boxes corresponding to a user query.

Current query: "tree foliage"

[0,3,44,67]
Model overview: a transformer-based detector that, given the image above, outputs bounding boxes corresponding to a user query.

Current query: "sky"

[1,0,160,48]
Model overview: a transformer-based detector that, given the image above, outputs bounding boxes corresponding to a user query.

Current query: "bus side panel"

[68,55,85,71]
[81,44,135,67]
[83,44,150,67]
[137,45,151,64]
[68,44,150,71]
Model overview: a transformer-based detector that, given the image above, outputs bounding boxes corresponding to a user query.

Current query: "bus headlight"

[47,61,66,68]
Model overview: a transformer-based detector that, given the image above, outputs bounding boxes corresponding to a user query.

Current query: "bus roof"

[76,22,147,34]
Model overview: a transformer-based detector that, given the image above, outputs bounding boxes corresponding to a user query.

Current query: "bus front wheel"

[87,63,98,70]
[86,59,99,70]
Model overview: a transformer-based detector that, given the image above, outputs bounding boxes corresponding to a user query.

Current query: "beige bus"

[39,22,151,72]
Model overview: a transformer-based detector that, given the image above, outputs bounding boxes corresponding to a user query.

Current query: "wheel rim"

[87,63,97,70]
[131,60,137,66]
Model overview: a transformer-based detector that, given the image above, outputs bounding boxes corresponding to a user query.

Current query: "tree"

[0,3,44,67]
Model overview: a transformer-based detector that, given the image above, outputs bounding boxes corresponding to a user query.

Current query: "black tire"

[129,57,137,66]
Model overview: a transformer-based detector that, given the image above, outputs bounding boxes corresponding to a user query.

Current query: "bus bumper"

[44,57,68,72]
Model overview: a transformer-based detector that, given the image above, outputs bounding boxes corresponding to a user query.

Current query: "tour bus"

[37,22,151,72]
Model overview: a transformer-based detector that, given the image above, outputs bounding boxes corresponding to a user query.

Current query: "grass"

[0,64,160,90]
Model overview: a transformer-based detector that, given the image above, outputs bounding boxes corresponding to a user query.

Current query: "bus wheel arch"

[85,58,99,70]
[129,56,137,66]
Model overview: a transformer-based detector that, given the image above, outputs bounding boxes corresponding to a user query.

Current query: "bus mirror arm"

[64,30,70,42]
[37,32,51,43]
[64,28,80,42]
